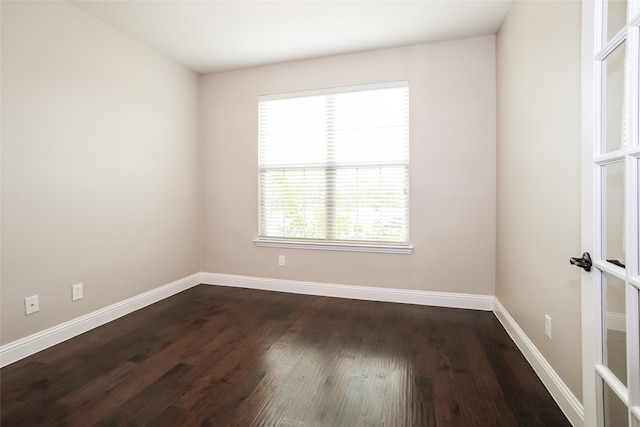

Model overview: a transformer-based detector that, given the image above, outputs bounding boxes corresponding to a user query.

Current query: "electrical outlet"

[278,255,285,267]
[545,314,552,340]
[25,295,39,315]
[72,283,83,301]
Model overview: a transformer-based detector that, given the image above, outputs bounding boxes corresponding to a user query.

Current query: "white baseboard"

[493,299,584,427]
[199,272,495,311]
[0,272,492,367]
[607,311,626,332]
[0,271,583,427]
[0,273,201,368]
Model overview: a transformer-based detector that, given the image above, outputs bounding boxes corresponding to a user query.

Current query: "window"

[257,81,410,253]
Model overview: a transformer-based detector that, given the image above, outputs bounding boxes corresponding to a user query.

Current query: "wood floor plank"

[95,363,194,427]
[1,285,572,426]
[417,312,471,426]
[148,405,188,427]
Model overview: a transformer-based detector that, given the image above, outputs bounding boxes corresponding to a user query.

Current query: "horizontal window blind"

[258,81,409,245]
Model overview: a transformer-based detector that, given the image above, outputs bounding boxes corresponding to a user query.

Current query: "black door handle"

[570,252,592,272]
[607,259,625,268]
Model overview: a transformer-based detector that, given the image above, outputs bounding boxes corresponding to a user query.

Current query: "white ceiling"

[70,0,512,75]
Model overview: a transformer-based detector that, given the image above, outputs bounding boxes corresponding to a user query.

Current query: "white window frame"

[255,81,412,254]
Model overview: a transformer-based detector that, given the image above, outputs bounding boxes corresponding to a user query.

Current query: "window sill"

[254,239,413,254]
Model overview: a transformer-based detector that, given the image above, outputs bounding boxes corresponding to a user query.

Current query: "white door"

[581,1,640,426]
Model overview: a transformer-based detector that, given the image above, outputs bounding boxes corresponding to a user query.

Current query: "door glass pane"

[603,272,627,385]
[605,41,627,153]
[604,161,626,267]
[603,380,628,426]
[607,0,628,41]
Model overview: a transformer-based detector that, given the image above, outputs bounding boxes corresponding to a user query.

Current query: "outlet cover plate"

[72,283,83,301]
[25,295,39,315]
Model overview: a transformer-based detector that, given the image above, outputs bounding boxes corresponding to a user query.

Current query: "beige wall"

[201,36,497,295]
[496,1,583,400]
[1,1,200,344]
[0,3,588,411]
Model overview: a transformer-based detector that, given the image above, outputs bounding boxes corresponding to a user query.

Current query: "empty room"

[2,0,639,426]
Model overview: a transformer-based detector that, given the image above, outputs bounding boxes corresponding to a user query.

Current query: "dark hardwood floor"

[1,285,571,426]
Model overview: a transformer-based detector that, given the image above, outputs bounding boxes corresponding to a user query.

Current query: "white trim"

[0,270,585,426]
[494,298,585,427]
[259,80,408,101]
[199,272,493,311]
[0,273,201,368]
[0,271,492,368]
[595,364,629,405]
[607,311,627,331]
[254,239,413,254]
[581,0,599,424]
